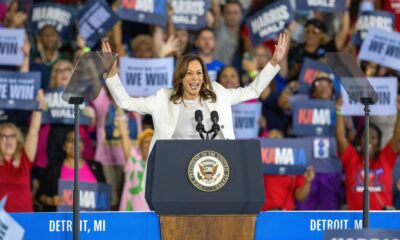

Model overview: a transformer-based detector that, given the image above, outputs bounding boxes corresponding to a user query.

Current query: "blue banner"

[298,58,335,94]
[292,99,336,137]
[310,137,342,173]
[0,71,41,110]
[296,0,345,13]
[246,0,292,46]
[78,0,119,48]
[42,88,91,125]
[28,3,76,40]
[352,10,395,46]
[9,211,400,240]
[57,180,112,212]
[0,28,25,66]
[117,0,167,27]
[260,138,310,175]
[325,228,400,239]
[171,0,210,30]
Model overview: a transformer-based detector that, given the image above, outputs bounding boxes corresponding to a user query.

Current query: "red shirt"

[0,150,33,212]
[262,175,305,211]
[340,144,397,210]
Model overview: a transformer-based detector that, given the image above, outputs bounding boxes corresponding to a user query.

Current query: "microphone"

[210,111,220,140]
[195,110,205,139]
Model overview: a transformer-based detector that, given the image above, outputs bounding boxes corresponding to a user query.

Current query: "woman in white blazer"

[101,33,288,153]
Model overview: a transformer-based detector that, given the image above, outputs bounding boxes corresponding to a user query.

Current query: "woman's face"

[63,132,83,159]
[182,60,204,100]
[0,127,17,158]
[39,26,60,50]
[134,43,153,58]
[360,127,380,159]
[312,79,333,100]
[176,29,189,55]
[54,62,72,88]
[140,136,152,161]
[219,67,240,89]
[304,25,322,47]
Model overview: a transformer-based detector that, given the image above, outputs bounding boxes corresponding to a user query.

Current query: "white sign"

[232,102,262,139]
[0,29,25,66]
[341,77,397,116]
[359,28,400,71]
[0,196,24,240]
[119,57,174,97]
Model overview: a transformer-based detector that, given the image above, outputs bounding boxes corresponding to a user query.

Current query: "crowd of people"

[1,0,400,213]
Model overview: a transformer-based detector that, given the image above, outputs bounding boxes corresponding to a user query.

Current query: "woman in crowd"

[0,91,45,212]
[37,129,105,212]
[336,97,400,210]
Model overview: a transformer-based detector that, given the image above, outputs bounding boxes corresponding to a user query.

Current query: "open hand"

[271,33,288,66]
[101,41,118,78]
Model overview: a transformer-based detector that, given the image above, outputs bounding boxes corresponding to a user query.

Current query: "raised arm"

[226,33,288,105]
[336,98,349,155]
[295,166,315,202]
[334,0,351,51]
[24,90,45,162]
[102,41,155,115]
[389,96,400,153]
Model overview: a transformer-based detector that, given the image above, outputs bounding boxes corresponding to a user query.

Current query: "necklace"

[182,98,202,109]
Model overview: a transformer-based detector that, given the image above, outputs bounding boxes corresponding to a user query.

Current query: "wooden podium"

[146,140,265,239]
[160,215,256,240]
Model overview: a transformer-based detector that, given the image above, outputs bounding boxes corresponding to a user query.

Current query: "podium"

[145,140,265,239]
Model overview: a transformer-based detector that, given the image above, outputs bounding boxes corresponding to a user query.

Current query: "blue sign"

[325,229,400,240]
[246,0,292,46]
[298,58,335,94]
[352,10,395,45]
[296,0,345,13]
[57,180,112,212]
[310,137,342,173]
[0,71,41,110]
[260,138,310,175]
[42,88,91,125]
[9,211,400,240]
[78,0,119,48]
[28,3,76,40]
[171,0,210,30]
[292,99,336,137]
[117,0,167,27]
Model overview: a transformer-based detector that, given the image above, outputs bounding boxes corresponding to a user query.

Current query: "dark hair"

[309,76,335,99]
[216,66,243,87]
[357,123,382,152]
[195,27,215,40]
[305,19,326,33]
[224,0,243,11]
[170,54,217,103]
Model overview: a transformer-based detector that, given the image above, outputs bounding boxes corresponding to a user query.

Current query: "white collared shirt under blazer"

[105,62,280,152]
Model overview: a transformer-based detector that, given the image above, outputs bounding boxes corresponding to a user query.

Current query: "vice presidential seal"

[188,150,230,192]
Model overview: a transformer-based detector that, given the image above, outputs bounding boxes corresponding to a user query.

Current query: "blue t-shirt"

[206,60,225,81]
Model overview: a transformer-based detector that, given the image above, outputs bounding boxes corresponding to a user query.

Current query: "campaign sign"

[117,0,167,27]
[292,99,336,136]
[232,102,262,139]
[42,88,91,125]
[78,0,119,48]
[341,77,397,116]
[310,137,342,173]
[119,57,174,97]
[171,0,210,30]
[296,0,346,13]
[352,10,394,45]
[324,229,400,240]
[57,180,112,212]
[0,28,25,66]
[0,71,40,110]
[359,28,400,72]
[260,138,310,175]
[28,3,76,39]
[246,0,292,46]
[0,196,25,240]
[298,58,335,94]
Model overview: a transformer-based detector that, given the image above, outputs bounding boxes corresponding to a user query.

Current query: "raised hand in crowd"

[158,35,180,57]
[20,34,31,72]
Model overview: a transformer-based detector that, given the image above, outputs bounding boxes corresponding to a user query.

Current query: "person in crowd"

[0,91,45,212]
[116,107,153,211]
[336,97,400,210]
[2,0,27,28]
[102,32,287,153]
[195,27,225,81]
[262,129,315,210]
[37,129,105,212]
[217,66,242,89]
[214,0,243,65]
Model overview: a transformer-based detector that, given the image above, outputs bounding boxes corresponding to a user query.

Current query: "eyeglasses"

[0,134,17,141]
[55,68,72,74]
[305,27,321,35]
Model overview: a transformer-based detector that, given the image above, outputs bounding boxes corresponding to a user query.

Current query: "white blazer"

[105,62,280,152]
